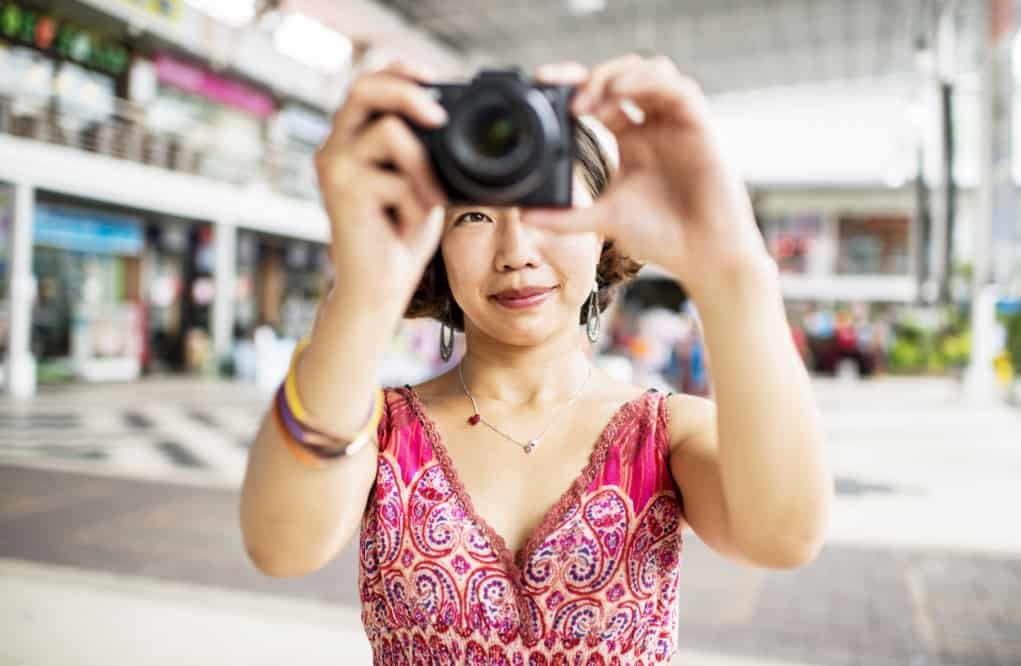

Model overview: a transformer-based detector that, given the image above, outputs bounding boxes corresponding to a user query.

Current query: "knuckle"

[347,77,369,102]
[379,115,408,141]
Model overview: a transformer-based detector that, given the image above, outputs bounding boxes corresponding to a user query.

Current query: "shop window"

[760,213,825,274]
[837,215,910,275]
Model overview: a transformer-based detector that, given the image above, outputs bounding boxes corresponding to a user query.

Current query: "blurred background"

[0,0,1019,664]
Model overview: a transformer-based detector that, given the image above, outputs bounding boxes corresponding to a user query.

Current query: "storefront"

[0,1,129,138]
[234,229,327,342]
[759,212,829,275]
[26,196,216,383]
[836,214,911,275]
[31,202,144,382]
[141,219,215,374]
[136,52,274,182]
[269,102,330,199]
[229,229,328,385]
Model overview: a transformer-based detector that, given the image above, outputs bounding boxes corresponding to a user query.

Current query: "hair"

[404,119,644,332]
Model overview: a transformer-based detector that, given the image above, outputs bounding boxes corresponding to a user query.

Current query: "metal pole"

[915,143,933,305]
[939,80,957,304]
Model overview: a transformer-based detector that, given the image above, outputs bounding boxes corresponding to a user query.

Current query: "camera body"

[413,69,575,207]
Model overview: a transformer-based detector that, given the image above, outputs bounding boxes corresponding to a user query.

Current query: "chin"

[478,319,561,346]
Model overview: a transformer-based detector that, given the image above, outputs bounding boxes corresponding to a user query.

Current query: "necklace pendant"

[524,440,537,454]
[467,414,480,426]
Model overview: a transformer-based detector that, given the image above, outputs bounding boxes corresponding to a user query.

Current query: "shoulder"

[663,391,717,456]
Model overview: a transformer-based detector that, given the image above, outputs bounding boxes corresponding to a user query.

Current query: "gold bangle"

[282,336,384,457]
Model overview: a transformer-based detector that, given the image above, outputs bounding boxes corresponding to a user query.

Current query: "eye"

[455,211,492,224]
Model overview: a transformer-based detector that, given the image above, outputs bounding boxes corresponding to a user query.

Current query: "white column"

[965,0,1011,403]
[5,181,36,398]
[212,220,237,364]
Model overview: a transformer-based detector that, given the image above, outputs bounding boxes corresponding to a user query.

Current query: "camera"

[413,69,575,207]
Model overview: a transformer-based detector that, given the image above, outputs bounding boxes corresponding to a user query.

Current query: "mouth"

[489,285,558,309]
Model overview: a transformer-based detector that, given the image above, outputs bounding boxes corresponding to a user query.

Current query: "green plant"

[889,338,925,372]
[940,330,971,367]
[1005,312,1021,373]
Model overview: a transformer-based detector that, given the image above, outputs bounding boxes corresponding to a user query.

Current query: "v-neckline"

[398,384,655,585]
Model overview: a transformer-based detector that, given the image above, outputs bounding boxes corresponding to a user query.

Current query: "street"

[1,376,1019,666]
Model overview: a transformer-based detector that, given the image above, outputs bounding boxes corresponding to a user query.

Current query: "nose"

[493,209,542,273]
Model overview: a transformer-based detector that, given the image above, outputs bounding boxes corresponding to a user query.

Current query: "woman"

[240,54,833,664]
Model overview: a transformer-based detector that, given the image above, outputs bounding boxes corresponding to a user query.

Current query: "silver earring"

[586,279,601,344]
[440,300,455,361]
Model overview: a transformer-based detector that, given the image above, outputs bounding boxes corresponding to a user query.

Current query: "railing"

[0,92,320,201]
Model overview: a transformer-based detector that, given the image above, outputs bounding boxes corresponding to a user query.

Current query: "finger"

[534,61,589,86]
[405,203,446,258]
[329,72,447,146]
[592,97,648,136]
[373,59,438,83]
[571,53,644,115]
[601,65,708,127]
[368,170,430,239]
[521,198,614,236]
[351,115,446,208]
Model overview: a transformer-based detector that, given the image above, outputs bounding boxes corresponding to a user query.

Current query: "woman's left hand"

[527,55,774,297]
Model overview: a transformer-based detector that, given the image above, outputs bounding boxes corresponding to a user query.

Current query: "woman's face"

[440,172,603,346]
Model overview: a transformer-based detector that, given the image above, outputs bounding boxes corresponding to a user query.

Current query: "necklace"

[457,359,593,454]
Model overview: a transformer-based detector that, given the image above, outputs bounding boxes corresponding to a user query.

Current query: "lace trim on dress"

[397,385,657,586]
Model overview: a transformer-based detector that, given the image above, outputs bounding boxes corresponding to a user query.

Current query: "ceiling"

[374,0,986,95]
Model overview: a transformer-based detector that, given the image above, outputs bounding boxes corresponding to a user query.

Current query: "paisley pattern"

[359,386,684,664]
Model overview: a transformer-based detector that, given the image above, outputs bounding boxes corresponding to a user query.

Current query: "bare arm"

[239,61,448,579]
[239,290,402,578]
[669,258,833,569]
[527,56,833,568]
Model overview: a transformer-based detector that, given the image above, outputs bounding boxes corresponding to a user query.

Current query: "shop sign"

[34,204,144,256]
[154,53,275,119]
[0,1,130,76]
[118,0,182,23]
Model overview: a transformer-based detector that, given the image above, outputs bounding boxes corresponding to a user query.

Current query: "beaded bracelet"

[274,336,385,468]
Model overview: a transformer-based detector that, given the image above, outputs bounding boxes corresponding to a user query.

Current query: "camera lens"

[471,106,526,159]
[449,93,537,186]
[436,71,566,204]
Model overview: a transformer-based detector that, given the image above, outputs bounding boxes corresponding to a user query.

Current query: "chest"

[424,400,642,556]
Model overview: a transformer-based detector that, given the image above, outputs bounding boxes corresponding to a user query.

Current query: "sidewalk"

[1,558,817,666]
[2,376,1020,665]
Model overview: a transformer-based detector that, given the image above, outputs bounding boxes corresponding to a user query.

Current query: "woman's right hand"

[315,61,449,313]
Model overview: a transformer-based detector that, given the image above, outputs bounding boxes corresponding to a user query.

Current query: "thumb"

[407,204,446,260]
[521,194,617,236]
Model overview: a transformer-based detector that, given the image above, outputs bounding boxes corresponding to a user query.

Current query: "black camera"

[414,69,575,207]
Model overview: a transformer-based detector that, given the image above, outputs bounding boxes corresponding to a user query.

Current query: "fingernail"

[427,104,448,124]
[427,205,444,225]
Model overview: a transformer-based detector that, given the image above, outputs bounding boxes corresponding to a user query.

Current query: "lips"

[491,286,556,300]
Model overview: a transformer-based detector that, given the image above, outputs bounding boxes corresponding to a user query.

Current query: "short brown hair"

[405,120,643,331]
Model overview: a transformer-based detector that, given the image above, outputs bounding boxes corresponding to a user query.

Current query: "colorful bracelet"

[274,336,385,468]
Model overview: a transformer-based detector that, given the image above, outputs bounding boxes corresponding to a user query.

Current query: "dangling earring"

[586,279,601,344]
[440,299,455,361]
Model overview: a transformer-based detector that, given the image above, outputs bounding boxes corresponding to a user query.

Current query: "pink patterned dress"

[359,385,685,665]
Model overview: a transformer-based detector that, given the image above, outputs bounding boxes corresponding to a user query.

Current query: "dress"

[358,385,685,665]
